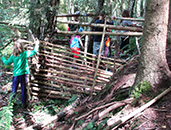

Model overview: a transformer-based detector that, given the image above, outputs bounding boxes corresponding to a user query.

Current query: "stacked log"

[28,41,126,99]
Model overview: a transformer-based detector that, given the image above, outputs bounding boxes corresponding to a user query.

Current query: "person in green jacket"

[1,38,39,108]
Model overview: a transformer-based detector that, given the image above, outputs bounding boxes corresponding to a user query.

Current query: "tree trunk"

[133,0,171,89]
[140,0,145,17]
[46,0,60,33]
[130,0,136,17]
[167,0,171,43]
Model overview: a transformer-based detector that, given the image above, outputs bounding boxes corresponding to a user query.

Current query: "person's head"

[13,39,25,56]
[122,10,130,17]
[74,27,84,36]
[74,11,80,21]
[99,11,105,19]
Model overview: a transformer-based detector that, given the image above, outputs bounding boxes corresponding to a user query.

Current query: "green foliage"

[68,95,77,103]
[0,93,16,130]
[30,96,77,116]
[0,106,13,130]
[132,81,152,98]
[84,118,108,130]
[167,38,171,44]
[127,37,142,57]
[84,121,95,130]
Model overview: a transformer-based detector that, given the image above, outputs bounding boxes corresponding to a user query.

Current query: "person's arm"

[1,55,13,65]
[27,39,40,58]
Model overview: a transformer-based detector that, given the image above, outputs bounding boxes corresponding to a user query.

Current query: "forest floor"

[0,44,171,130]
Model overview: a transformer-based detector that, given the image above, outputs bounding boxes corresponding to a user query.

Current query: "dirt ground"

[0,44,171,130]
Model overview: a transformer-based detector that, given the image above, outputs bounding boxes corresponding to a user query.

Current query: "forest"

[0,0,171,130]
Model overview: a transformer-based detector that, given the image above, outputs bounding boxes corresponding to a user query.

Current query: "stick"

[92,19,107,94]
[76,98,133,121]
[57,20,143,32]
[135,37,141,55]
[55,30,143,36]
[0,38,15,51]
[106,86,171,130]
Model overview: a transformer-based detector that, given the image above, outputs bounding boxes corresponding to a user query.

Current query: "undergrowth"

[0,93,16,130]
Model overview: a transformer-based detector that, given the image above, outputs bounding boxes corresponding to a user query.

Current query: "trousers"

[11,74,27,105]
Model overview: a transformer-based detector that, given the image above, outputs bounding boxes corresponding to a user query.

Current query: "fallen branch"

[75,98,132,121]
[91,98,133,122]
[0,38,15,51]
[105,86,171,130]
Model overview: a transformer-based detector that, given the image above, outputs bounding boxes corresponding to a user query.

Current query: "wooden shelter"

[27,14,143,99]
[28,41,126,99]
[0,14,143,99]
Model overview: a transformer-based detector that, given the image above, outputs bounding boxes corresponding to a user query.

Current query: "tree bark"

[140,0,145,17]
[133,0,171,89]
[167,0,171,43]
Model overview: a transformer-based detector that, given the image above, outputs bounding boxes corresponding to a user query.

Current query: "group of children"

[1,9,141,108]
[69,9,142,60]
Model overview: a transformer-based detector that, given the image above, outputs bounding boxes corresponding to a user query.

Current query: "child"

[1,38,39,108]
[69,27,84,60]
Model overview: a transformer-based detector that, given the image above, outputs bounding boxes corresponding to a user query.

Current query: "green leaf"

[86,121,94,129]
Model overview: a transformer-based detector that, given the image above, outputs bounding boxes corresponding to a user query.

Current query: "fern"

[0,93,16,130]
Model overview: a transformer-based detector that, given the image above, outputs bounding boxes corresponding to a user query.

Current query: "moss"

[167,38,171,44]
[132,81,152,99]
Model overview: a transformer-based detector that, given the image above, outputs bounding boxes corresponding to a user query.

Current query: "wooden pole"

[55,14,144,22]
[92,19,107,94]
[55,30,143,36]
[84,35,89,65]
[56,20,143,32]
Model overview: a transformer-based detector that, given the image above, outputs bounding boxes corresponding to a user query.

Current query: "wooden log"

[38,44,123,69]
[39,49,123,68]
[31,68,106,84]
[34,62,112,82]
[31,92,70,99]
[32,72,95,87]
[55,30,143,36]
[31,86,72,97]
[114,16,145,22]
[30,80,91,94]
[37,52,120,75]
[55,14,144,22]
[39,41,126,64]
[106,86,171,130]
[56,20,143,32]
[55,13,96,17]
[92,98,133,122]
[43,58,113,78]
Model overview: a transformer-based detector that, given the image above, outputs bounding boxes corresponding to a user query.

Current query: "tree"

[168,0,171,43]
[29,0,60,40]
[133,0,171,91]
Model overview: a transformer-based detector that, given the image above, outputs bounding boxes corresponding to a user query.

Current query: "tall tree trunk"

[46,0,60,33]
[128,0,136,17]
[140,0,145,17]
[130,0,136,17]
[133,0,171,90]
[167,0,171,43]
